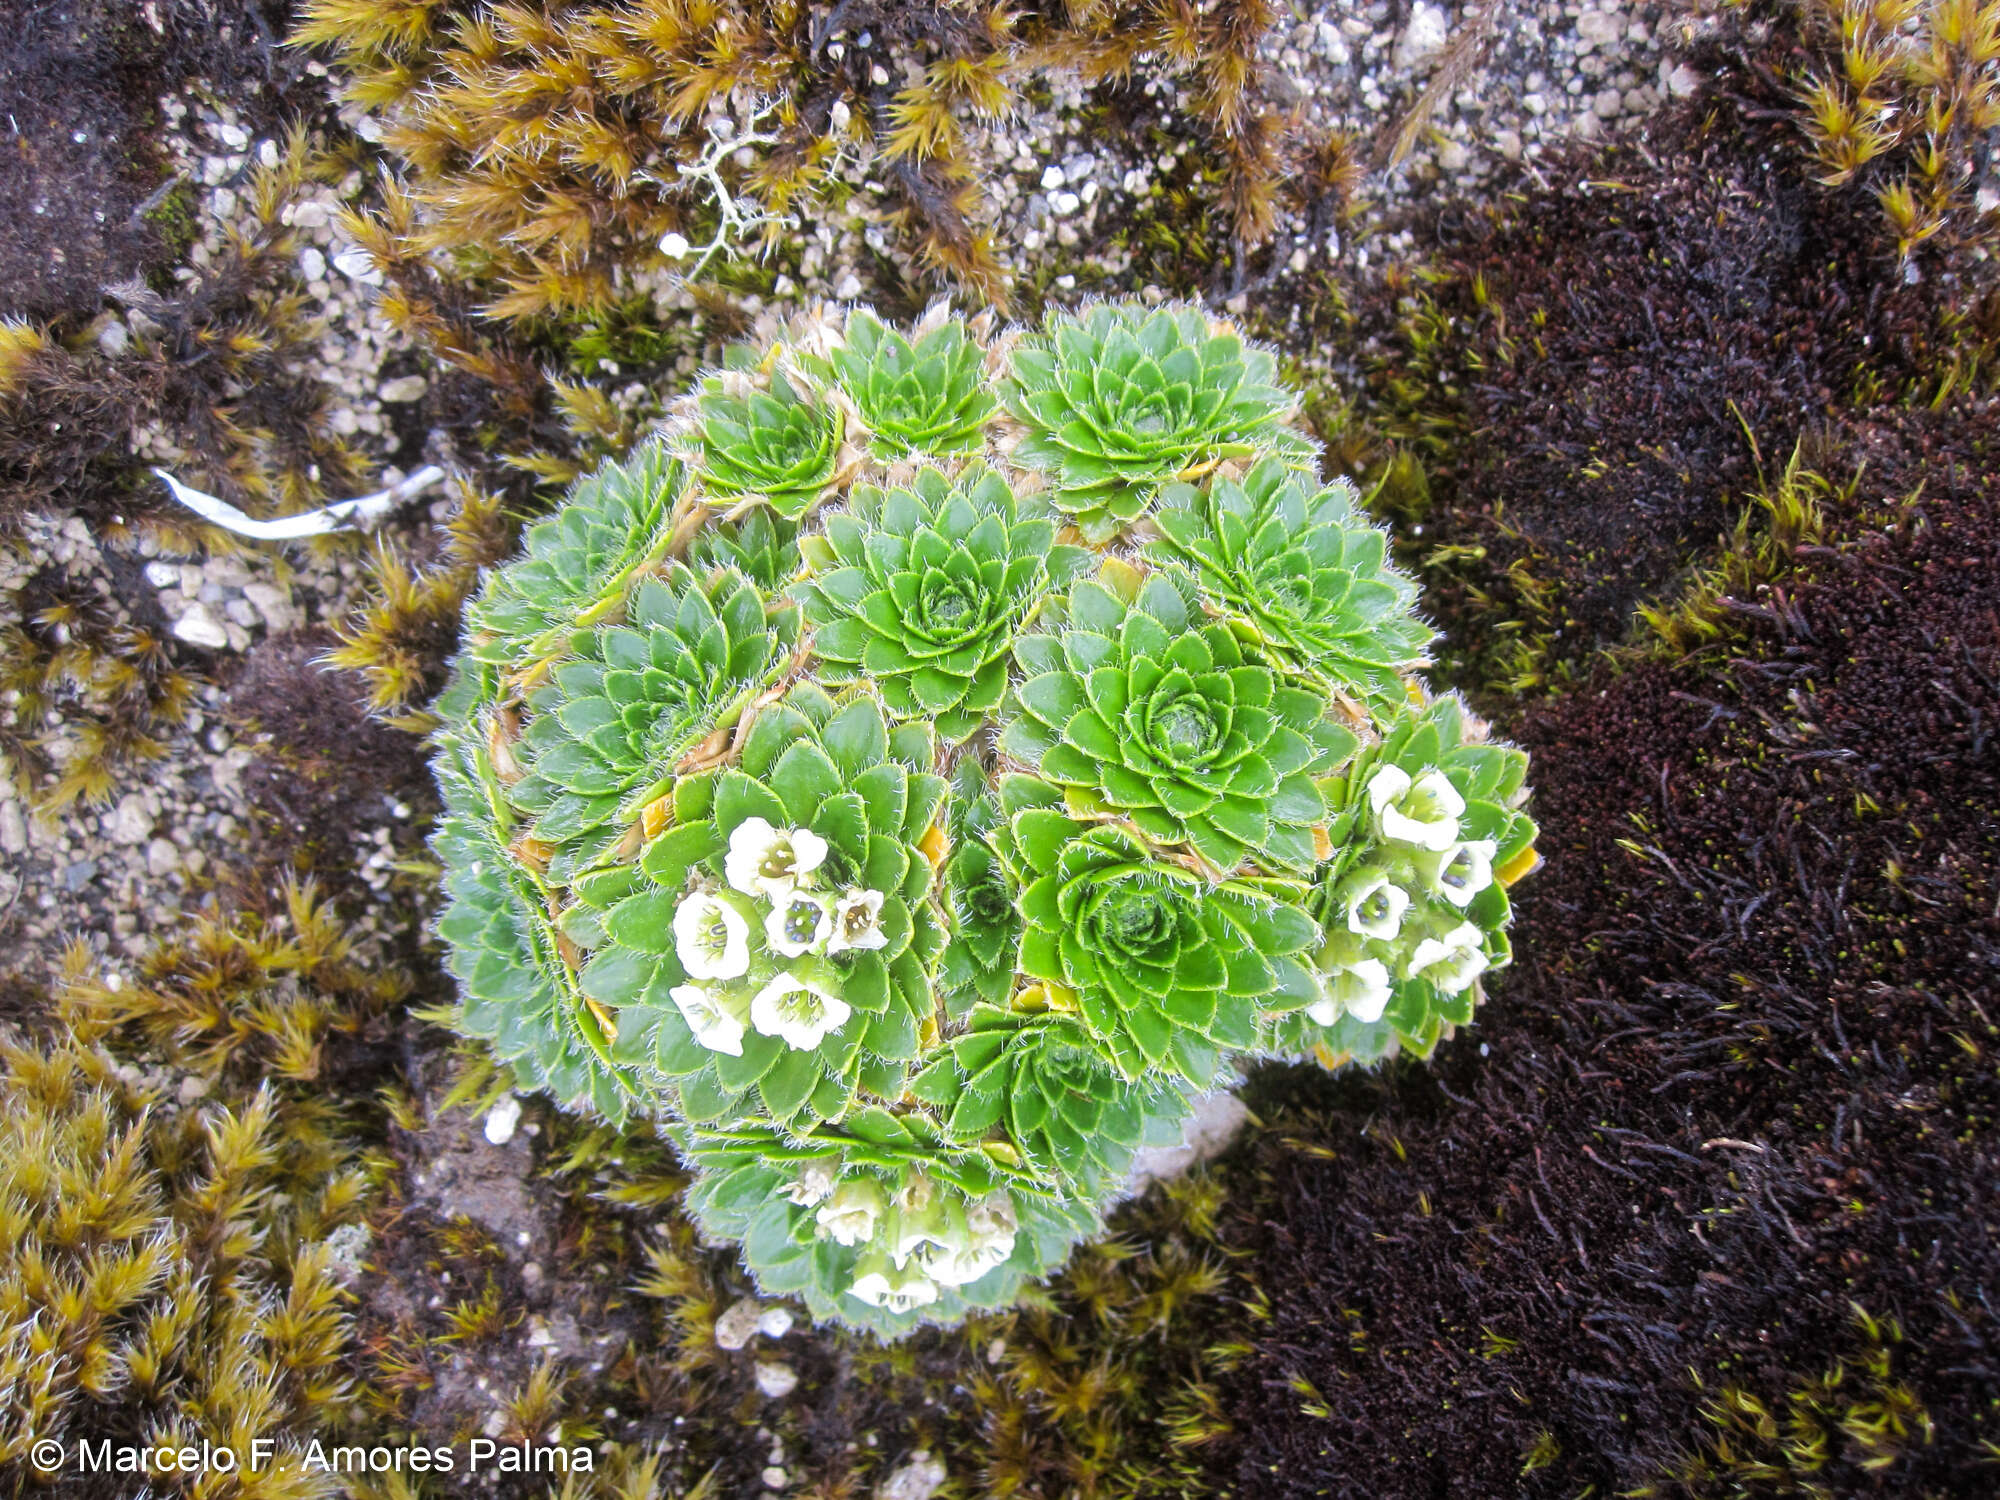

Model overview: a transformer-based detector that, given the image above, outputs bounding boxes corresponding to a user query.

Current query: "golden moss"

[0,1039,358,1496]
[292,0,1299,319]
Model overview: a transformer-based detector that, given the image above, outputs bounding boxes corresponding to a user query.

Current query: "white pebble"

[754,1361,798,1399]
[1662,62,1702,99]
[714,1297,763,1351]
[299,247,326,281]
[103,793,152,847]
[1394,2,1450,70]
[755,1306,794,1340]
[482,1094,522,1144]
[171,602,230,651]
[1040,164,1065,190]
[379,374,428,403]
[877,1451,948,1500]
[331,245,383,285]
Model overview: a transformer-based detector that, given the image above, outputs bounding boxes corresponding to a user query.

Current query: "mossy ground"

[4,2,2000,1496]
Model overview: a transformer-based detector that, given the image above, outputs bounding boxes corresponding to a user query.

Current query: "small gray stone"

[1576,10,1623,49]
[876,1451,947,1500]
[761,1467,788,1490]
[104,793,152,846]
[145,837,180,877]
[63,859,98,893]
[0,799,28,856]
[241,582,299,632]
[172,602,230,650]
[1394,2,1450,70]
[754,1360,798,1398]
[715,1296,763,1351]
[1126,1088,1249,1193]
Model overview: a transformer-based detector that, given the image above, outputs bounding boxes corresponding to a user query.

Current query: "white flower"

[765,890,833,957]
[750,971,851,1050]
[887,1175,951,1268]
[724,816,830,899]
[923,1190,1017,1285]
[1417,839,1497,908]
[814,1179,886,1245]
[1365,764,1465,851]
[1343,870,1411,940]
[782,1161,838,1207]
[672,890,751,979]
[659,231,691,258]
[668,982,746,1056]
[847,1252,940,1314]
[1306,958,1392,1026]
[825,888,889,954]
[1405,922,1488,995]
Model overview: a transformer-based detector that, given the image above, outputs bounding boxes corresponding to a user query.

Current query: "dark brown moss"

[1350,93,1979,693]
[0,0,314,322]
[224,627,435,891]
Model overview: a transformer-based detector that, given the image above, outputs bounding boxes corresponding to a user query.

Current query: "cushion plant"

[430,299,1538,1336]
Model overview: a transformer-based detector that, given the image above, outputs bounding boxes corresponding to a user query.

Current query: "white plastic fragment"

[154,464,445,541]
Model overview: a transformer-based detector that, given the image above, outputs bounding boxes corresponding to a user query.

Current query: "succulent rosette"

[794,464,1088,743]
[579,686,947,1129]
[690,366,845,518]
[1000,302,1314,542]
[1149,457,1435,712]
[999,778,1323,1084]
[1001,565,1359,872]
[908,1008,1194,1193]
[429,300,1537,1338]
[815,306,999,458]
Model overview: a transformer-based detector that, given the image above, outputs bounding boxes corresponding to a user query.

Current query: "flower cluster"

[792,1169,1019,1313]
[429,301,1537,1337]
[666,816,891,1058]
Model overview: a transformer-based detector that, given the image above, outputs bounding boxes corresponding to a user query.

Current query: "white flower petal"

[668,982,745,1056]
[724,816,785,896]
[1344,872,1412,940]
[788,826,829,878]
[1365,764,1411,817]
[751,972,852,1050]
[1332,958,1392,1023]
[673,891,751,979]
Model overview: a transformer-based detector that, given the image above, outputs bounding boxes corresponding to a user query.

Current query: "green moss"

[140,177,199,267]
